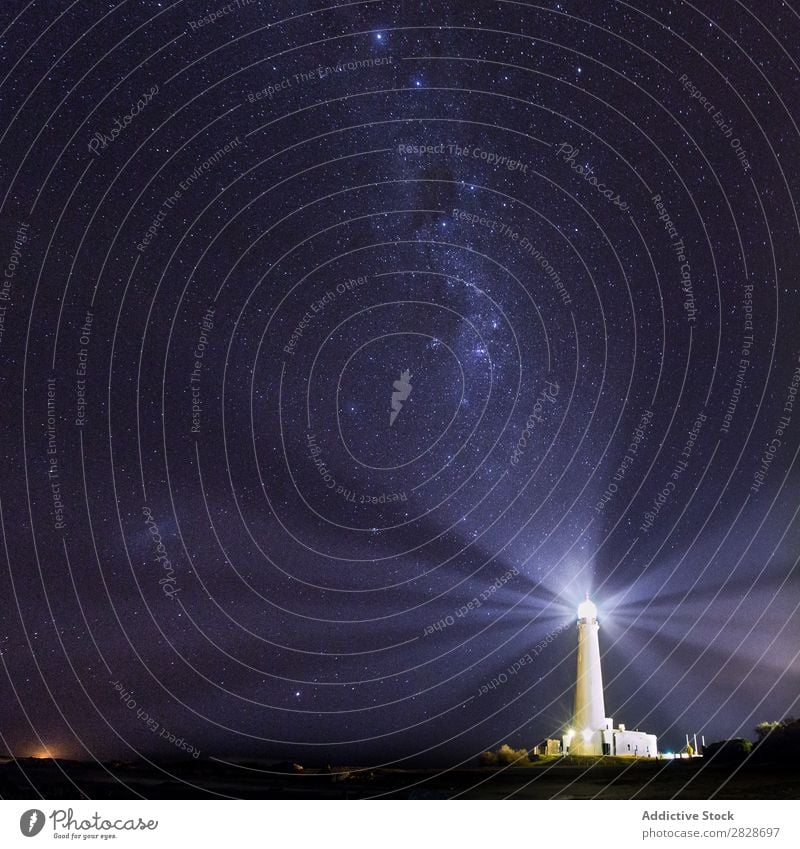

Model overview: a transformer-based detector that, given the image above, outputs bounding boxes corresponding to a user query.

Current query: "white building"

[561,596,658,757]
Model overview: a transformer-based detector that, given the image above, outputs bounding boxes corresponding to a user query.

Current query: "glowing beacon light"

[577,595,597,620]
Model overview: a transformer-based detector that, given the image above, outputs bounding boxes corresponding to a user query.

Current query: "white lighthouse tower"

[561,595,658,757]
[568,595,607,755]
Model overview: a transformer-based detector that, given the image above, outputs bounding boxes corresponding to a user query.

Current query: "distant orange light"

[31,747,56,759]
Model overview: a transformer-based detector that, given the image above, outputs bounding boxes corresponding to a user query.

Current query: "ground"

[1,755,797,799]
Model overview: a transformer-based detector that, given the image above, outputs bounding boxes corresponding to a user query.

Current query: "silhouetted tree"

[751,718,800,763]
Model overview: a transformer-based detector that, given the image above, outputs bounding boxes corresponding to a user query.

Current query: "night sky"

[1,0,799,774]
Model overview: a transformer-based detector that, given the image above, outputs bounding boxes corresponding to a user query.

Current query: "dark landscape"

[2,755,797,800]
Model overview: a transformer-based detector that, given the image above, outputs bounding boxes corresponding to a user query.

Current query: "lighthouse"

[568,595,607,755]
[561,595,659,758]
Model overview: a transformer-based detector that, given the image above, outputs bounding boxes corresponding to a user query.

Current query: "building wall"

[614,730,657,757]
[562,729,604,756]
[538,739,562,756]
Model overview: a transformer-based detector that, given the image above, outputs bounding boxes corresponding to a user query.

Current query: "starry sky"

[0,0,799,773]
